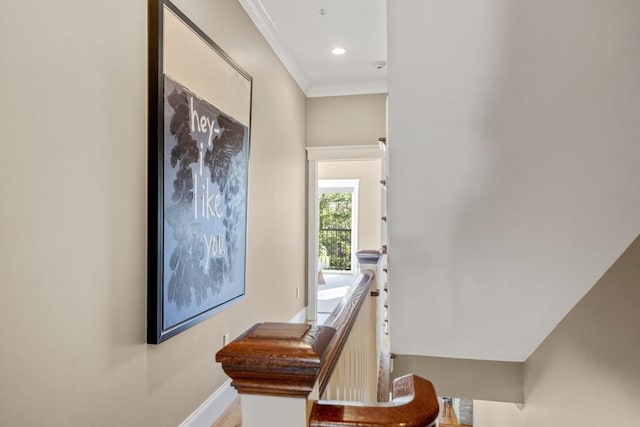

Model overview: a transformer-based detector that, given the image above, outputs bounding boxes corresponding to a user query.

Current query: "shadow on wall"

[444,0,640,358]
[522,235,640,426]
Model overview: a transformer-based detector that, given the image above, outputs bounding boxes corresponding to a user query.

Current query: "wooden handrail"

[317,271,375,396]
[215,271,376,399]
[214,250,440,426]
[309,374,440,427]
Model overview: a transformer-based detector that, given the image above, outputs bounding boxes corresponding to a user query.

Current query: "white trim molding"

[307,159,319,322]
[238,0,310,94]
[289,307,308,323]
[180,379,238,427]
[307,79,388,98]
[306,145,384,162]
[318,179,360,275]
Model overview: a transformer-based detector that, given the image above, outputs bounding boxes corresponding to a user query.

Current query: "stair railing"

[216,251,438,426]
[310,373,439,427]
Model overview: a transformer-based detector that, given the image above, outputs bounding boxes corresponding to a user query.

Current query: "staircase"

[439,398,472,427]
[215,251,439,427]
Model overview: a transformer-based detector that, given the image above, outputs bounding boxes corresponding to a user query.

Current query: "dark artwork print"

[162,76,248,330]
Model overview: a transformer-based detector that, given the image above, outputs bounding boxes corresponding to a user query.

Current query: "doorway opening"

[306,146,384,323]
[316,179,359,323]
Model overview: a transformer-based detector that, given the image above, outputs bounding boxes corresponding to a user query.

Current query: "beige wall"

[473,400,525,427]
[472,235,640,426]
[392,355,524,403]
[0,1,306,426]
[521,234,640,426]
[306,94,387,147]
[318,160,382,253]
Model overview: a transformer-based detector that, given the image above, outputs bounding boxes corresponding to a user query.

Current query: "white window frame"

[318,179,359,275]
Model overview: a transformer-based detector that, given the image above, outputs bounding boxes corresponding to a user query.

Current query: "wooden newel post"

[216,322,335,427]
[356,250,383,290]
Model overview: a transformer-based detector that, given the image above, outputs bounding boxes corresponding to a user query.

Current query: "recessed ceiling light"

[332,47,346,55]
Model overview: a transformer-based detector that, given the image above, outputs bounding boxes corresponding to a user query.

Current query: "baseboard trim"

[180,379,238,427]
[290,306,307,323]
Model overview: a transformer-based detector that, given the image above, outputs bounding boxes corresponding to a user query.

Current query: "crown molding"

[239,0,311,95]
[307,79,388,98]
[240,0,388,99]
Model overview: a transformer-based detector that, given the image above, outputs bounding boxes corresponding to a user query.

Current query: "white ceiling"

[239,0,387,97]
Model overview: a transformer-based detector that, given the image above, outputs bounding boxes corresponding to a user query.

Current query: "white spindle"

[321,263,379,403]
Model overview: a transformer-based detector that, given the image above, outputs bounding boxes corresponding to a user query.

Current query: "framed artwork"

[148,0,252,344]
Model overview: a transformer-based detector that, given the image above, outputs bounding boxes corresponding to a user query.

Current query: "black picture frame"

[148,0,253,344]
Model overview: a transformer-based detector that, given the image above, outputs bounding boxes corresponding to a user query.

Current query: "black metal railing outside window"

[319,191,353,271]
[319,228,351,271]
